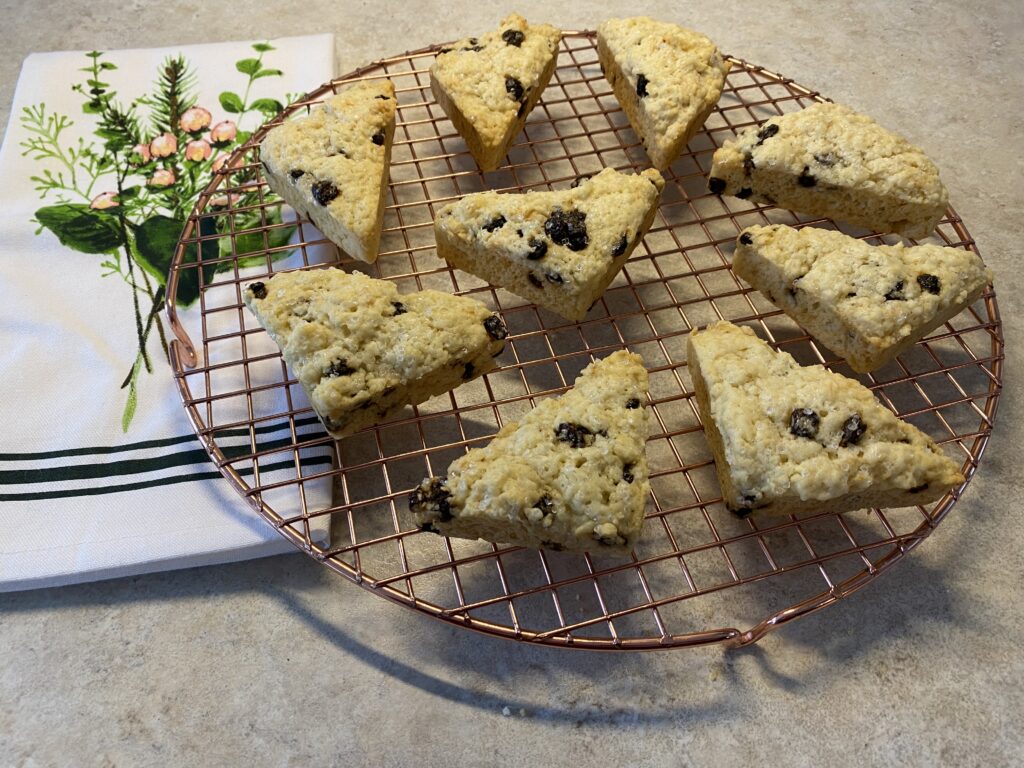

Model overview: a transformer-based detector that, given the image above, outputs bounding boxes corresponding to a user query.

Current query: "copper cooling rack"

[166,32,1003,649]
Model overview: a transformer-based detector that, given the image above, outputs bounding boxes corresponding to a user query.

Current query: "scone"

[260,80,396,263]
[687,321,963,516]
[596,17,730,170]
[243,269,507,438]
[733,225,992,372]
[410,351,650,552]
[708,103,949,239]
[435,168,665,321]
[430,13,561,171]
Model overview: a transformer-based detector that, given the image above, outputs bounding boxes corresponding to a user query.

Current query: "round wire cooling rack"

[166,32,1004,650]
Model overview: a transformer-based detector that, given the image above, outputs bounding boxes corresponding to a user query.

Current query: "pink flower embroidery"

[179,106,212,133]
[210,193,240,208]
[149,133,178,158]
[185,139,212,162]
[131,143,152,164]
[209,120,237,144]
[90,192,119,209]
[149,168,176,186]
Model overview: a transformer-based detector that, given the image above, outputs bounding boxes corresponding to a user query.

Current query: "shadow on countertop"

[1,474,1006,726]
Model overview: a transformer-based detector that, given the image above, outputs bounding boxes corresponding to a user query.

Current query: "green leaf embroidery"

[249,98,283,116]
[235,58,262,76]
[134,215,219,306]
[251,42,275,53]
[231,213,295,260]
[121,355,142,432]
[252,69,284,80]
[35,203,124,253]
[218,91,244,113]
[146,55,197,136]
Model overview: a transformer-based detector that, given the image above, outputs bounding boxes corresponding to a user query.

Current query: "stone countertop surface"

[1,1,1021,765]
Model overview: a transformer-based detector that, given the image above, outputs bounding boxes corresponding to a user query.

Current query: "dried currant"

[248,281,267,299]
[755,123,779,145]
[408,477,453,522]
[324,359,354,378]
[311,180,340,206]
[708,177,726,194]
[798,166,816,187]
[789,408,820,439]
[288,169,305,181]
[636,73,649,97]
[462,362,475,380]
[392,301,408,315]
[528,273,544,289]
[482,215,507,232]
[917,274,941,295]
[743,153,756,174]
[483,314,508,340]
[611,234,629,257]
[570,175,591,188]
[622,464,635,484]
[555,422,596,448]
[505,76,525,102]
[544,208,589,251]
[737,187,753,199]
[739,232,753,246]
[371,130,385,146]
[625,397,641,409]
[502,29,525,46]
[884,281,906,301]
[839,414,867,447]
[526,238,548,260]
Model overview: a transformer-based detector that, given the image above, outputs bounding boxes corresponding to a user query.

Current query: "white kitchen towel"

[0,35,337,591]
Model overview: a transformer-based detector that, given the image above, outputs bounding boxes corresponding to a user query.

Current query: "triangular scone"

[596,17,730,171]
[435,168,664,321]
[430,14,561,171]
[243,269,507,438]
[410,351,650,552]
[733,225,992,373]
[260,80,396,263]
[708,103,949,239]
[687,321,963,516]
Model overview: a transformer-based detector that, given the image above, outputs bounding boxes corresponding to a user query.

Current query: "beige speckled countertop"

[1,1,1021,765]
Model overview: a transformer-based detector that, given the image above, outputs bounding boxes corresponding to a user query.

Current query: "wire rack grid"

[166,32,1003,649]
